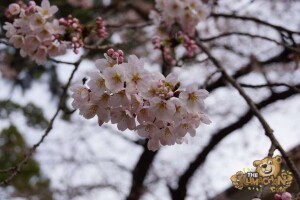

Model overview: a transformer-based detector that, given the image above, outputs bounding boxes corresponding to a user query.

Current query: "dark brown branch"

[211,13,300,35]
[240,82,300,93]
[49,58,79,65]
[200,32,300,54]
[0,167,16,174]
[126,144,158,200]
[170,86,300,200]
[205,46,296,92]
[198,40,300,190]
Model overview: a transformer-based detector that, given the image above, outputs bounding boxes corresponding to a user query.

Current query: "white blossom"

[70,52,210,151]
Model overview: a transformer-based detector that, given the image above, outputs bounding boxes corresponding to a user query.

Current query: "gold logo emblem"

[231,156,293,192]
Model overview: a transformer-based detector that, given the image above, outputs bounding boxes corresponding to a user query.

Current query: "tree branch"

[240,82,300,93]
[126,145,158,200]
[200,32,300,54]
[0,58,82,185]
[170,85,300,200]
[211,13,300,35]
[205,46,296,92]
[197,40,300,190]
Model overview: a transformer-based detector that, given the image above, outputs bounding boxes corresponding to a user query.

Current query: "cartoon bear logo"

[230,156,293,192]
[253,155,282,177]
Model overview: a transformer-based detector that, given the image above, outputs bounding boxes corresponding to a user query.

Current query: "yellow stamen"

[131,73,141,82]
[112,74,122,83]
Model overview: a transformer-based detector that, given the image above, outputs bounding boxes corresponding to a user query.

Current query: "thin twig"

[196,39,300,190]
[0,167,16,174]
[268,144,277,157]
[49,58,79,65]
[211,13,300,35]
[200,32,300,54]
[240,82,300,93]
[0,58,82,185]
[202,69,222,89]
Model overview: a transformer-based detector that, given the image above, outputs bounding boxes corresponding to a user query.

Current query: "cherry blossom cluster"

[177,32,199,57]
[151,32,199,66]
[152,0,207,36]
[96,17,108,39]
[71,49,211,151]
[3,0,67,64]
[3,0,109,64]
[58,15,83,54]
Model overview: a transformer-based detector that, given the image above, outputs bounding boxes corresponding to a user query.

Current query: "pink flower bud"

[112,52,119,59]
[118,56,123,64]
[29,1,36,6]
[117,50,124,57]
[107,48,114,56]
[274,194,282,200]
[8,3,21,15]
[72,23,78,29]
[281,192,292,200]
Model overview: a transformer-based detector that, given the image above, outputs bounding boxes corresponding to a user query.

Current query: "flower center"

[188,92,198,102]
[112,73,122,83]
[97,79,105,87]
[132,73,141,83]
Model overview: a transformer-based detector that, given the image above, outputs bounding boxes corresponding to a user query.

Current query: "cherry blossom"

[125,55,151,94]
[102,64,126,93]
[179,84,209,114]
[3,0,107,64]
[36,0,58,19]
[110,108,136,131]
[3,0,67,64]
[149,97,176,122]
[70,49,211,151]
